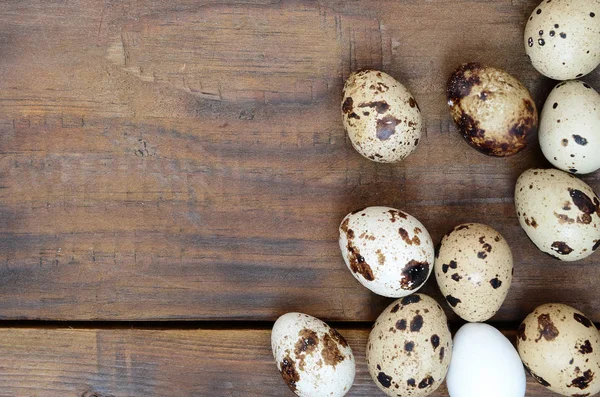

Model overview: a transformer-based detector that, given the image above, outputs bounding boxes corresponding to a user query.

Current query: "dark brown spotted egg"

[342,70,423,163]
[515,168,600,261]
[434,223,513,322]
[525,0,600,80]
[271,313,355,397]
[447,63,538,157]
[339,206,434,297]
[539,80,600,174]
[366,294,452,397]
[517,303,600,396]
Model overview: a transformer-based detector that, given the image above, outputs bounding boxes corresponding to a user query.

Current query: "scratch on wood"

[97,6,105,38]
[378,21,385,68]
[105,38,126,66]
[121,32,129,66]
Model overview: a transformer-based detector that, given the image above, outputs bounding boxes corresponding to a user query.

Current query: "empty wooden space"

[0,0,598,395]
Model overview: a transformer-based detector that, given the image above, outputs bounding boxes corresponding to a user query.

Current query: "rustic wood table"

[0,0,598,395]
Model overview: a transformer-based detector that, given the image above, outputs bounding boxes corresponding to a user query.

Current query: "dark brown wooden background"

[0,0,597,395]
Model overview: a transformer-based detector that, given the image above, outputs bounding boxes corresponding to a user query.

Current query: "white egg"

[524,0,600,80]
[271,313,355,397]
[539,80,600,174]
[339,206,435,297]
[446,323,526,397]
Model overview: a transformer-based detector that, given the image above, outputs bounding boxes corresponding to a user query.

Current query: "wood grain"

[0,327,555,396]
[0,0,598,322]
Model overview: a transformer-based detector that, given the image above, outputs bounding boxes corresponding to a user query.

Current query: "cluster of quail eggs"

[271,0,600,396]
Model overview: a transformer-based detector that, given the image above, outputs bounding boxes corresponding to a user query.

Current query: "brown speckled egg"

[271,313,355,397]
[447,63,538,157]
[525,0,600,80]
[366,294,452,397]
[342,70,423,163]
[539,80,600,174]
[515,168,600,261]
[517,303,600,396]
[339,206,435,298]
[434,223,513,322]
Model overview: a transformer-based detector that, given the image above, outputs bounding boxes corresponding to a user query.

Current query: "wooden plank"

[0,0,598,321]
[0,327,552,396]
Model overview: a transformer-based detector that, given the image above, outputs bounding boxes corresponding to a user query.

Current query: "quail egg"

[342,70,423,163]
[366,294,452,397]
[434,223,513,322]
[339,206,434,297]
[525,0,600,80]
[515,168,600,261]
[539,80,600,174]
[517,303,600,396]
[271,312,355,397]
[447,63,538,156]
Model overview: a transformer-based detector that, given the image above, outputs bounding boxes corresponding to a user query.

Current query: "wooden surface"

[0,327,552,396]
[0,0,598,323]
[0,0,599,395]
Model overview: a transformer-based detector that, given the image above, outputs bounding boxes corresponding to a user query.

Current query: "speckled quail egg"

[341,70,423,163]
[366,294,452,397]
[517,303,600,396]
[515,168,600,261]
[434,223,513,322]
[525,0,600,80]
[447,63,538,157]
[447,323,526,397]
[539,80,600,174]
[271,312,355,397]
[339,206,434,297]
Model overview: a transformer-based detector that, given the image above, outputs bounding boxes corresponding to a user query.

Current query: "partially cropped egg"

[539,80,600,174]
[271,312,355,397]
[366,294,452,397]
[342,70,423,163]
[447,323,526,397]
[525,0,600,80]
[515,168,600,261]
[517,303,600,396]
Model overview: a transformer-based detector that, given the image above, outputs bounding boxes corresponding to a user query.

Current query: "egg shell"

[517,303,600,396]
[539,80,600,174]
[447,63,538,157]
[271,312,355,397]
[339,206,434,297]
[366,294,452,397]
[525,0,600,80]
[341,70,423,163]
[446,323,526,397]
[434,223,513,322]
[515,168,600,261]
